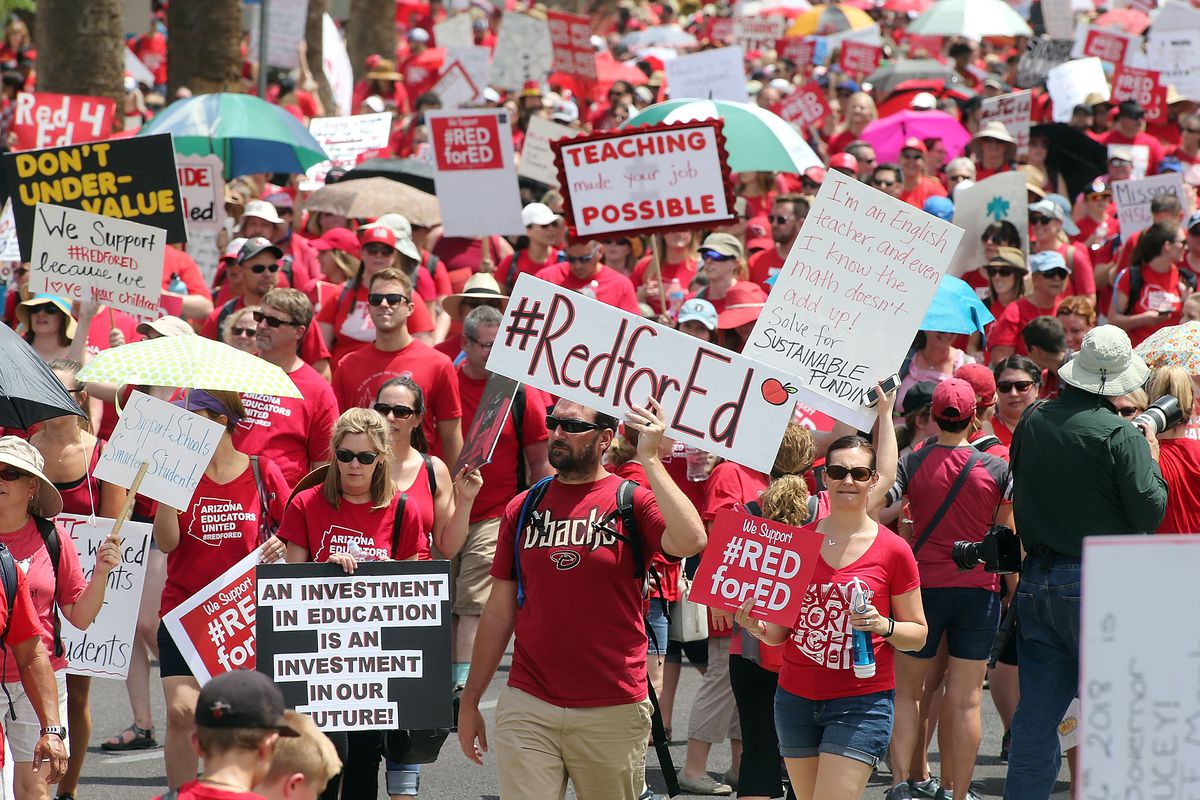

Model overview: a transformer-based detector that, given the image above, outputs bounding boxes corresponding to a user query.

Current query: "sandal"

[101,723,157,751]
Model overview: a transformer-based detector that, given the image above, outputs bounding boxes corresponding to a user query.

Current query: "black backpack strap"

[391,493,409,559]
[511,386,527,491]
[972,434,1001,453]
[615,480,643,580]
[513,477,554,608]
[33,517,63,658]
[421,453,436,498]
[1123,266,1145,315]
[425,252,440,278]
[647,676,680,797]
[0,543,17,648]
[215,298,240,337]
[805,493,819,523]
[910,451,981,557]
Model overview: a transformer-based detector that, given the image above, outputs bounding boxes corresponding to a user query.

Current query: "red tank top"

[398,454,436,555]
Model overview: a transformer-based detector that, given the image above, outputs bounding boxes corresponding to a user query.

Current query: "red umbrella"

[1093,8,1150,35]
[875,78,975,118]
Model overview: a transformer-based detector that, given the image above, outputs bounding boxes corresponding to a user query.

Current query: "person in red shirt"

[239,200,318,294]
[1101,101,1164,176]
[827,93,877,155]
[989,251,1068,364]
[631,231,699,315]
[1109,222,1186,347]
[971,121,1016,181]
[1072,179,1116,247]
[535,239,641,314]
[1171,113,1200,167]
[163,245,215,323]
[989,356,1042,447]
[1028,200,1096,303]
[898,138,948,209]
[748,195,809,290]
[693,234,767,315]
[1144,367,1200,534]
[498,203,564,289]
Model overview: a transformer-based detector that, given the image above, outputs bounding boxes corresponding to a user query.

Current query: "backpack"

[0,542,19,649]
[249,455,278,544]
[32,517,63,658]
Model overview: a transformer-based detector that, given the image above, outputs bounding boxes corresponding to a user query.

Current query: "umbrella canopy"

[1030,123,1109,200]
[620,25,698,51]
[552,51,648,102]
[304,177,440,227]
[906,0,1033,37]
[787,4,874,36]
[1136,321,1200,373]
[622,99,821,174]
[0,323,87,429]
[738,0,812,17]
[342,158,436,195]
[78,336,302,398]
[920,276,996,337]
[876,78,977,118]
[141,93,329,180]
[1094,8,1150,35]
[866,59,961,97]
[860,109,971,163]
[882,0,933,14]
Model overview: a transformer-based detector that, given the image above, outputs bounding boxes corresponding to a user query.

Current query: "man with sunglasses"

[871,164,903,199]
[232,289,339,488]
[1027,199,1095,304]
[536,239,640,314]
[748,195,809,290]
[845,141,877,183]
[988,252,1069,365]
[459,397,707,800]
[897,138,948,211]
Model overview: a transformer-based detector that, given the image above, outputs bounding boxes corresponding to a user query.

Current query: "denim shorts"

[774,686,894,766]
[912,587,1001,661]
[647,600,669,655]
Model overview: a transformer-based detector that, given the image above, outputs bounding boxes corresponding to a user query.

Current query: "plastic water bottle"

[167,272,188,294]
[849,577,876,679]
[581,280,598,299]
[686,446,709,481]
[667,277,686,320]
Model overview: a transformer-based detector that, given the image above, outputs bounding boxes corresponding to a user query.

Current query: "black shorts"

[911,587,1000,661]
[156,620,195,679]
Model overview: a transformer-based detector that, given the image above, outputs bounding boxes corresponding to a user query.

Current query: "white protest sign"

[491,12,553,91]
[57,514,151,680]
[176,154,225,236]
[1042,0,1075,41]
[445,45,492,101]
[432,62,482,109]
[981,90,1032,156]
[124,48,157,88]
[519,116,576,187]
[250,0,309,70]
[94,390,225,510]
[744,172,964,430]
[307,112,393,182]
[555,120,736,238]
[665,47,749,103]
[435,13,474,47]
[29,203,164,321]
[187,227,222,289]
[733,16,785,51]
[427,109,524,236]
[488,274,800,473]
[0,202,19,261]
[1147,30,1200,100]
[1047,57,1110,122]
[321,13,354,116]
[1113,172,1184,238]
[949,171,1029,277]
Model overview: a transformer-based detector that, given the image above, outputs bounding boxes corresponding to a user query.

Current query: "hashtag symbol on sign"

[67,244,86,261]
[722,537,743,565]
[504,298,546,351]
[207,617,228,646]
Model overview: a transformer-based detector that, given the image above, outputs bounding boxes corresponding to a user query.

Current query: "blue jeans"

[1002,553,1081,800]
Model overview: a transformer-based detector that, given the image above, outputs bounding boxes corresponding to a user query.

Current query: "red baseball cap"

[954,363,997,408]
[359,226,397,250]
[901,137,927,155]
[830,152,859,172]
[311,227,361,258]
[932,378,978,422]
[804,165,827,184]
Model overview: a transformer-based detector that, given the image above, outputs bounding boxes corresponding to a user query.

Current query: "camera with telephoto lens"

[951,525,1022,574]
[1131,396,1184,436]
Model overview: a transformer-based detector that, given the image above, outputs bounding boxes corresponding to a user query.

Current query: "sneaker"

[885,783,914,800]
[676,771,733,796]
[639,787,666,800]
[910,776,942,798]
[722,768,739,792]
[936,790,982,800]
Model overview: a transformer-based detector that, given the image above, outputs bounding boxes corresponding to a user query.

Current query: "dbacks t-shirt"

[160,460,290,617]
[491,475,668,707]
[779,525,920,701]
[534,262,641,315]
[233,363,339,487]
[278,485,425,562]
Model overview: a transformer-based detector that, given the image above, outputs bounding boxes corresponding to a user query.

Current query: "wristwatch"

[40,726,66,740]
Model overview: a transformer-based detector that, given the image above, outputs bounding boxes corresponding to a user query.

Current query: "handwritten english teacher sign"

[487,275,803,473]
[744,172,964,430]
[552,120,736,239]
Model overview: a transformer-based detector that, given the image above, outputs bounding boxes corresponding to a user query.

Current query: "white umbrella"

[906,0,1034,38]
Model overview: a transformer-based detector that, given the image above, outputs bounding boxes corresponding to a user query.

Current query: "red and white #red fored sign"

[1082,27,1130,65]
[1111,65,1167,125]
[839,41,881,75]
[11,92,115,151]
[547,10,596,81]
[775,85,831,129]
[553,119,736,238]
[426,108,524,236]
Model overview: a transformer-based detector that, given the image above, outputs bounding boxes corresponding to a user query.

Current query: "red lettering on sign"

[429,115,504,171]
[774,86,831,129]
[1083,29,1129,65]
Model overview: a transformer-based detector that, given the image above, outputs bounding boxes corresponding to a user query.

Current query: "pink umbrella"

[860,109,970,163]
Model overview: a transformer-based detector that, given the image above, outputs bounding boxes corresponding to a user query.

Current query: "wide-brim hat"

[16,294,77,341]
[1058,325,1149,397]
[0,436,63,517]
[717,302,764,330]
[365,58,403,81]
[973,120,1016,146]
[442,273,509,321]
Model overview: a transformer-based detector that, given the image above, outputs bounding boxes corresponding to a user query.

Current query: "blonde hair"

[1123,387,1149,411]
[263,711,342,788]
[323,408,396,508]
[1147,366,1194,423]
[220,304,259,346]
[760,424,817,527]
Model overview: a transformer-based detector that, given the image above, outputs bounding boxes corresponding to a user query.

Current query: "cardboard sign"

[163,544,271,682]
[519,116,577,188]
[486,275,799,473]
[434,13,474,47]
[1041,0,1075,41]
[980,90,1032,156]
[491,12,554,91]
[1073,24,1135,65]
[0,201,19,261]
[1016,38,1074,89]
[307,112,393,183]
[554,120,736,239]
[249,0,309,70]
[94,390,224,510]
[176,154,225,237]
[431,61,482,109]
[733,16,785,50]
[10,93,115,152]
[1113,173,1184,239]
[57,514,151,680]
[949,171,1029,276]
[1147,31,1200,101]
[455,373,518,484]
[29,203,164,320]
[743,172,964,430]
[427,109,524,236]
[547,10,596,82]
[2,133,186,260]
[664,47,750,104]
[689,508,823,627]
[1047,57,1110,123]
[838,41,881,76]
[257,561,453,732]
[1111,65,1168,126]
[774,85,831,129]
[778,38,815,72]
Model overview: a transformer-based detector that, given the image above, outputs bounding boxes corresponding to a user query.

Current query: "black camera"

[1131,396,1184,436]
[951,525,1022,574]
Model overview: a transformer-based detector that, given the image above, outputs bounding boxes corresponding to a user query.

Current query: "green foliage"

[0,0,35,15]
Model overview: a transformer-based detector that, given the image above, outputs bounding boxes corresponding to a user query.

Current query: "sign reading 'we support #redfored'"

[426,109,523,236]
[1111,65,1167,125]
[430,113,504,170]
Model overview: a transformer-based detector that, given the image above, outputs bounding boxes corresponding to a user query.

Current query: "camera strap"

[911,450,981,556]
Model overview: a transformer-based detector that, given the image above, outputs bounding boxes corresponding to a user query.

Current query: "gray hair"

[945,157,976,180]
[463,305,503,340]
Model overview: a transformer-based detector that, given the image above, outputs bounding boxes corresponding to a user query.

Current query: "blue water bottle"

[849,578,876,679]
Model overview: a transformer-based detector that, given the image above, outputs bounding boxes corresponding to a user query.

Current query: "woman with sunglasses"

[1112,388,1148,421]
[734,434,927,800]
[977,249,1028,346]
[1109,221,1186,347]
[220,305,259,355]
[692,233,765,315]
[16,295,84,365]
[989,356,1042,448]
[1143,366,1200,535]
[960,221,1022,294]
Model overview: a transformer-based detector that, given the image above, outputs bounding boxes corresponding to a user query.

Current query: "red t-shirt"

[534,263,641,315]
[232,363,339,488]
[988,296,1061,357]
[664,441,709,513]
[499,248,561,288]
[278,485,425,562]
[1157,438,1200,534]
[315,283,434,366]
[491,475,668,707]
[703,462,768,522]
[1101,129,1164,174]
[1050,242,1097,299]
[0,518,87,681]
[747,247,786,291]
[778,525,920,701]
[163,246,212,300]
[201,298,331,367]
[398,456,437,541]
[630,255,700,314]
[1113,265,1184,347]
[899,176,948,210]
[160,460,290,617]
[154,781,265,800]
[0,567,46,716]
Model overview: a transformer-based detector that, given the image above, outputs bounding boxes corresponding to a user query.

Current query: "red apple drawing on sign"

[761,378,798,406]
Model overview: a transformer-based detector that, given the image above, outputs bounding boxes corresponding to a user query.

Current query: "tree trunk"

[34,0,123,127]
[167,0,243,98]
[306,0,335,115]
[347,0,395,83]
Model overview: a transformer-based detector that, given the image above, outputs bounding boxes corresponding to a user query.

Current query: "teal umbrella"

[906,0,1032,37]
[140,93,329,179]
[920,275,996,340]
[620,99,822,174]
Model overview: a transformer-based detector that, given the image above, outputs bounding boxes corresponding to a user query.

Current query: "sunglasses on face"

[998,380,1035,393]
[873,179,897,188]
[466,335,494,350]
[825,464,875,482]
[564,250,598,265]
[248,262,280,274]
[900,151,924,160]
[769,215,792,225]
[1117,405,1142,418]
[252,311,298,328]
[363,243,396,257]
[948,174,969,183]
[700,249,736,262]
[11,266,27,277]
[545,415,606,433]
[983,235,1010,245]
[31,304,62,316]
[373,403,416,419]
[334,449,380,465]
[231,326,256,337]
[368,293,409,307]
[986,267,1018,278]
[1185,128,1200,134]
[1037,268,1069,280]
[1086,192,1111,201]
[0,467,29,481]
[1029,215,1055,226]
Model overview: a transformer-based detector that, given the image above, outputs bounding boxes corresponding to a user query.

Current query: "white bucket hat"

[0,436,63,517]
[1057,325,1150,397]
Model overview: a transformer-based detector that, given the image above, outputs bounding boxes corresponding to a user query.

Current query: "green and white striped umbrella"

[620,99,822,174]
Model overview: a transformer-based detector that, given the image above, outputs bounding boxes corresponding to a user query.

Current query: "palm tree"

[167,0,243,97]
[347,0,395,82]
[34,0,123,124]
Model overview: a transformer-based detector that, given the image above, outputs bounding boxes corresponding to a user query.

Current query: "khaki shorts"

[3,669,68,763]
[452,517,501,616]
[493,686,651,800]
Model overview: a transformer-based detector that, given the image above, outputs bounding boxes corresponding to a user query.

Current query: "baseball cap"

[1116,100,1144,120]
[923,196,954,222]
[1107,145,1134,164]
[1028,198,1063,222]
[408,28,431,43]
[195,669,299,736]
[932,378,977,422]
[700,232,744,260]
[241,199,285,226]
[954,363,997,408]
[136,315,195,338]
[310,227,361,258]
[804,165,826,185]
[829,152,858,172]
[901,137,927,155]
[910,92,937,111]
[521,202,563,228]
[901,381,937,415]
[1029,250,1069,274]
[360,226,397,250]
[238,236,284,264]
[1187,209,1200,231]
[221,237,249,262]
[678,298,718,331]
[986,246,1026,272]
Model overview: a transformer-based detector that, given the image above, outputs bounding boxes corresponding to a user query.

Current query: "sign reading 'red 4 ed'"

[553,119,736,239]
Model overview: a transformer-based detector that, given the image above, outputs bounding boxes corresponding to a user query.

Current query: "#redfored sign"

[427,108,523,236]
[689,508,824,627]
[553,119,736,238]
[10,92,116,151]
[778,38,815,72]
[775,86,831,129]
[1112,65,1168,125]
[1083,27,1130,65]
[430,113,504,171]
[547,10,596,82]
[839,41,881,75]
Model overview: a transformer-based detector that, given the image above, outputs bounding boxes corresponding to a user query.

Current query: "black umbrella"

[0,321,87,429]
[341,158,437,196]
[866,59,968,97]
[1030,123,1110,200]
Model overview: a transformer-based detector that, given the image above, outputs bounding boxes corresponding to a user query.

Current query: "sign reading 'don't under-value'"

[553,119,736,239]
[427,108,524,237]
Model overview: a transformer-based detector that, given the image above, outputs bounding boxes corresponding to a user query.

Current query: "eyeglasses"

[873,178,897,188]
[768,215,792,225]
[564,250,598,265]
[1029,215,1055,226]
[985,266,1018,278]
[546,415,606,433]
[997,380,1035,393]
[363,243,396,256]
[231,326,256,337]
[825,464,875,482]
[368,293,409,307]
[983,235,1010,245]
[30,304,62,316]
[373,403,416,419]
[334,449,380,465]
[1116,406,1142,418]
[947,174,969,183]
[0,467,29,482]
[465,335,494,350]
[1036,268,1070,280]
[252,311,299,328]
[700,248,736,262]
[900,151,924,160]
[11,266,27,277]
[1086,192,1111,201]
[248,262,280,274]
